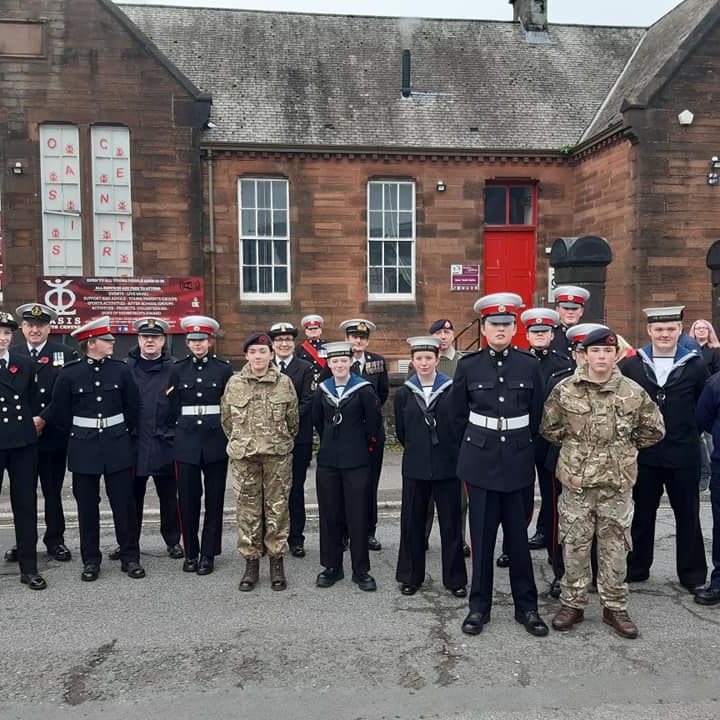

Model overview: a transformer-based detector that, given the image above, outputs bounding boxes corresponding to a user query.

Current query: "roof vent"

[401,49,411,98]
[509,0,548,32]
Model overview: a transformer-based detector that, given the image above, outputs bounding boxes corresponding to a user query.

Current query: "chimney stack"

[509,0,548,32]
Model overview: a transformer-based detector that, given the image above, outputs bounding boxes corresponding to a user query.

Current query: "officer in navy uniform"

[549,286,590,357]
[4,303,75,565]
[50,316,144,581]
[269,322,314,557]
[0,310,46,589]
[619,306,708,592]
[451,293,548,637]
[313,341,382,591]
[340,318,389,552]
[170,315,233,576]
[122,317,183,560]
[295,314,327,389]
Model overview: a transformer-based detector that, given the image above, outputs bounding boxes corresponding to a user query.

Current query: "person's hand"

[33,416,46,435]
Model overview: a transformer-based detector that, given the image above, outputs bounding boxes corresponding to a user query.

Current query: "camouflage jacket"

[221,363,299,459]
[540,365,665,491]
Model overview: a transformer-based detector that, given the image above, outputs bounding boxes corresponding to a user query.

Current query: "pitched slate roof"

[119,3,646,151]
[583,0,720,140]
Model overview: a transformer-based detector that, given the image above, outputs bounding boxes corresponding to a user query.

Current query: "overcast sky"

[121,0,684,26]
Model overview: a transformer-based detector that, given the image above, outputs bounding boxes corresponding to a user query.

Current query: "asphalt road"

[0,490,719,720]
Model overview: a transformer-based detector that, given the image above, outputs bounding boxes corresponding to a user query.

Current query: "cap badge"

[31,305,43,317]
[568,295,575,301]
[497,305,506,312]
[148,319,156,328]
[0,313,8,322]
[357,322,368,332]
[193,325,200,332]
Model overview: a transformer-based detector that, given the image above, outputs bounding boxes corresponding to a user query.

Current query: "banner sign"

[36,276,205,334]
[450,264,480,292]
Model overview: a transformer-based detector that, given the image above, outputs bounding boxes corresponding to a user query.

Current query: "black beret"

[578,328,618,350]
[243,332,273,353]
[429,319,453,334]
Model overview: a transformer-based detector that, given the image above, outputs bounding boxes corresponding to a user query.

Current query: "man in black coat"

[6,303,75,564]
[549,285,590,357]
[451,293,548,638]
[270,322,314,557]
[122,318,183,560]
[619,305,708,592]
[295,314,327,389]
[0,310,46,590]
[50,316,143,581]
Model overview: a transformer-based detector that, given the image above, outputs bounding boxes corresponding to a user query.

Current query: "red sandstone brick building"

[1,0,719,365]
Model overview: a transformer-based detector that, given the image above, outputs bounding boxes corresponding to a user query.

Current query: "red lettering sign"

[51,244,61,255]
[46,137,57,149]
[51,229,60,238]
[102,230,111,240]
[66,200,76,211]
[48,189,57,201]
[65,165,75,176]
[120,254,129,264]
[118,201,127,211]
[100,193,110,205]
[49,171,58,182]
[102,247,112,256]
[118,220,126,231]
[100,174,109,184]
[116,167,125,179]
[65,144,75,154]
[115,147,124,157]
[99,137,109,150]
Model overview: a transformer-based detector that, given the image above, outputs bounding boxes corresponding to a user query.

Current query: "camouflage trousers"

[231,453,292,560]
[559,485,634,611]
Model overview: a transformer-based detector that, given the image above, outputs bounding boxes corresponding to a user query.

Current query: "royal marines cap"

[323,341,353,358]
[473,293,523,324]
[71,316,114,341]
[565,323,608,347]
[429,319,454,334]
[16,303,57,324]
[180,315,220,340]
[521,308,560,333]
[134,317,169,336]
[243,332,273,353]
[553,285,590,309]
[643,306,685,323]
[577,327,618,350]
[268,322,298,339]
[340,318,377,337]
[406,336,441,354]
[0,311,19,331]
[301,314,324,330]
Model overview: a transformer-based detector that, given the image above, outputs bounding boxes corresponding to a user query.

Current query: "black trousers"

[2,445,39,575]
[548,475,565,580]
[534,463,553,538]
[396,476,467,590]
[176,459,228,560]
[73,468,139,566]
[501,483,535,556]
[628,463,707,587]
[133,473,180,547]
[425,483,468,544]
[317,465,370,577]
[467,485,538,615]
[38,448,67,551]
[288,442,313,547]
[709,473,720,588]
[367,436,385,535]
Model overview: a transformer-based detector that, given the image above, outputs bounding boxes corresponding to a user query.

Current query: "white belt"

[468,412,529,432]
[73,414,125,429]
[181,405,220,416]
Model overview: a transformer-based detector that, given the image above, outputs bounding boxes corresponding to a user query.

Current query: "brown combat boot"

[269,556,287,591]
[603,608,639,639]
[551,605,584,631]
[238,558,260,592]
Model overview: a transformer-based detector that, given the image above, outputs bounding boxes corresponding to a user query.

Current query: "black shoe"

[515,609,549,637]
[196,556,214,576]
[694,586,720,606]
[290,545,306,558]
[549,579,561,599]
[461,611,490,635]
[183,557,199,573]
[625,571,649,583]
[20,573,47,590]
[400,583,419,595]
[108,546,122,561]
[48,544,72,562]
[367,536,382,552]
[450,586,467,598]
[121,561,146,579]
[167,544,185,559]
[352,573,377,591]
[463,542,471,558]
[4,546,18,562]
[682,581,706,595]
[528,532,546,550]
[316,567,344,588]
[496,553,510,568]
[81,564,100,582]
[424,539,430,552]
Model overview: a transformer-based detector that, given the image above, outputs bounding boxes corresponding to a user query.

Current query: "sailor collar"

[405,373,453,408]
[319,374,370,406]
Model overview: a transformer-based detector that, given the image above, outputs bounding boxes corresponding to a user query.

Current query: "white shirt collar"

[276,355,293,368]
[28,341,47,354]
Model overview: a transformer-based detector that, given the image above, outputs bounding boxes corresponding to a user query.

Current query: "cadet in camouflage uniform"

[541,327,665,639]
[221,332,299,592]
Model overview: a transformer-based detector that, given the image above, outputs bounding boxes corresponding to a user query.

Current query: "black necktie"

[0,359,6,370]
[351,360,361,375]
[30,349,38,360]
[280,360,286,372]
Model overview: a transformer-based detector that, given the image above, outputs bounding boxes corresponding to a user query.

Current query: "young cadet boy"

[541,327,665,639]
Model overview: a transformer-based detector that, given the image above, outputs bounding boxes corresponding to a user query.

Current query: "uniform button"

[499,397,505,402]
[17,416,22,421]
[499,378,504,383]
[197,420,203,425]
[500,436,506,442]
[97,413,103,418]
[497,362,503,367]
[2,418,7,423]
[40,388,46,394]
[2,408,6,413]
[40,403,46,408]
[0,397,4,401]
[97,396,103,402]
[99,428,103,433]
[520,383,524,388]
[79,389,84,393]
[94,367,100,372]
[197,378,203,383]
[13,395,19,400]
[466,437,471,441]
[95,381,101,387]
[15,405,20,410]
[196,392,203,397]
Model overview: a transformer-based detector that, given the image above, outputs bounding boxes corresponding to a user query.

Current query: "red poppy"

[39,356,49,364]
[8,365,18,374]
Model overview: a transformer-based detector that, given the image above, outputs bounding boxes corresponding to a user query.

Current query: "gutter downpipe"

[207,148,217,322]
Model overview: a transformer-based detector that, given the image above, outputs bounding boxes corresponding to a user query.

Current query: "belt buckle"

[496,417,503,432]
[197,405,205,416]
[96,417,107,429]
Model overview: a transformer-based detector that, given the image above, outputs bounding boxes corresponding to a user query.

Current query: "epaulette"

[551,349,571,362]
[211,355,231,365]
[550,367,573,379]
[513,347,537,359]
[105,356,126,364]
[458,348,482,360]
[175,355,192,364]
[61,358,83,368]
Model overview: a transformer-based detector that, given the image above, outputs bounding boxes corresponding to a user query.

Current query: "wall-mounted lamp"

[678,109,694,126]
[11,161,23,176]
[436,180,446,192]
[709,156,720,186]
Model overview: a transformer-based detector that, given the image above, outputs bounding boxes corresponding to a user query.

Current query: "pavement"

[0,455,719,720]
